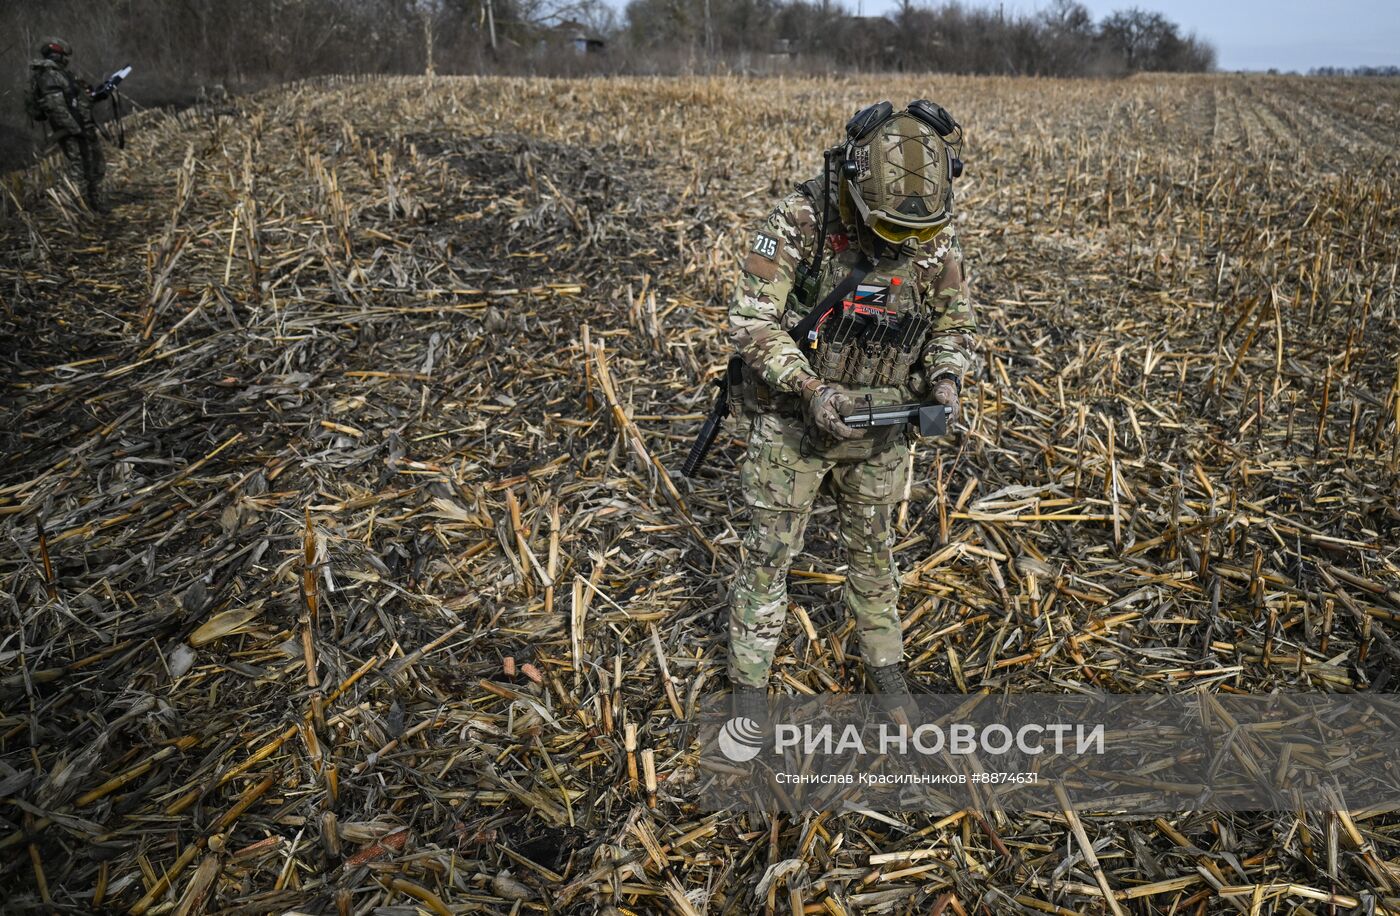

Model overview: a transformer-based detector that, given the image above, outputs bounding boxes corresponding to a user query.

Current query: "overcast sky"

[844,0,1399,71]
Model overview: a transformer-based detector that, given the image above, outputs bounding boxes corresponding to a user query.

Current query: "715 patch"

[751,232,779,260]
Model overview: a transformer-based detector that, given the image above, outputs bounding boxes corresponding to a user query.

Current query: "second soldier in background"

[28,38,110,213]
[727,100,978,718]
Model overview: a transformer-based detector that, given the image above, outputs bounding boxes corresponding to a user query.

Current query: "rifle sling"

[788,255,874,349]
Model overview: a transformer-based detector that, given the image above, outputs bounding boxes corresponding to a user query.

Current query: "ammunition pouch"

[810,321,928,391]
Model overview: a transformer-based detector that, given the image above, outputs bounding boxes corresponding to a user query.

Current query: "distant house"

[548,19,606,55]
[771,38,798,59]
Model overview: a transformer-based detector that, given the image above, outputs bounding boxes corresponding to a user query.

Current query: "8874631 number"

[971,772,1040,785]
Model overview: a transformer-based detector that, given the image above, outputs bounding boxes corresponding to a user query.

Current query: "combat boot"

[731,684,767,724]
[868,663,919,728]
[728,684,774,757]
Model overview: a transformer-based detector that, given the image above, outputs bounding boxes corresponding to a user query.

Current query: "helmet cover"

[843,111,953,244]
[39,37,72,59]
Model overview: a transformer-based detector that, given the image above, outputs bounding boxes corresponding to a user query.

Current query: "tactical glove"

[932,376,960,426]
[800,376,864,440]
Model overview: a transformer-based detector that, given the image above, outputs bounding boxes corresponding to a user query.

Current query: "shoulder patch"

[751,232,779,261]
[743,250,779,281]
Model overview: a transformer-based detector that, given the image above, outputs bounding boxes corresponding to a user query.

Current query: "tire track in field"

[1213,82,1250,153]
[1196,82,1218,152]
[1234,81,1289,158]
[1239,81,1295,153]
[1284,78,1399,160]
[1254,80,1374,170]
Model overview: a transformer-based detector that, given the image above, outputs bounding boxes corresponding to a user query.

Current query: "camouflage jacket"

[729,184,978,402]
[30,59,92,135]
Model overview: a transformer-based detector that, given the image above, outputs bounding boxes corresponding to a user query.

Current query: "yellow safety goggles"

[868,218,941,246]
[843,177,948,246]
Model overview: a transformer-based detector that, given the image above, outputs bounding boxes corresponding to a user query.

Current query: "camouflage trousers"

[58,131,105,209]
[729,411,909,689]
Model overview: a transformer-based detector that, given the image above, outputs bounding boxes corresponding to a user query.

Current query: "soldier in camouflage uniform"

[29,38,108,212]
[727,101,977,719]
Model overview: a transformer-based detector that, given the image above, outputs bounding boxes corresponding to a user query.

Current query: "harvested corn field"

[2,73,1399,913]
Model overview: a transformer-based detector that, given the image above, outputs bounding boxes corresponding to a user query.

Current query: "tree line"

[1309,65,1400,77]
[2,0,1214,169]
[624,1,1216,76]
[4,0,1213,89]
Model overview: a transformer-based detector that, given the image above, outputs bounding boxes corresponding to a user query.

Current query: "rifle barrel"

[681,381,731,477]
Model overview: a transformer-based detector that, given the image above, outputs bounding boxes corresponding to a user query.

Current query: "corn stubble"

[0,72,1398,913]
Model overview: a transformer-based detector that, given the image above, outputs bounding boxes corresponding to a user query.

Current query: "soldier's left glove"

[932,376,961,426]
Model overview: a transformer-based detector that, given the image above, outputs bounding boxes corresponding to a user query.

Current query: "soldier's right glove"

[932,376,961,426]
[799,376,864,440]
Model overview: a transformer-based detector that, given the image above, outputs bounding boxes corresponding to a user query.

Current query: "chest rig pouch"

[806,251,931,392]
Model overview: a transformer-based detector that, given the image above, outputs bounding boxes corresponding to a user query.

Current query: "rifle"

[89,66,132,102]
[681,355,744,478]
[90,66,132,149]
[842,402,953,437]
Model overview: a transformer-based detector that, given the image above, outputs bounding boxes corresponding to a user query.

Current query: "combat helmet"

[39,38,72,61]
[837,100,964,246]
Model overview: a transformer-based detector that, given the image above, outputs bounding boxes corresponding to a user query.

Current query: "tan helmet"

[39,37,72,61]
[838,100,964,246]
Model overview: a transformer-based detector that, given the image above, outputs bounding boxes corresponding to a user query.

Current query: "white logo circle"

[718,716,764,762]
